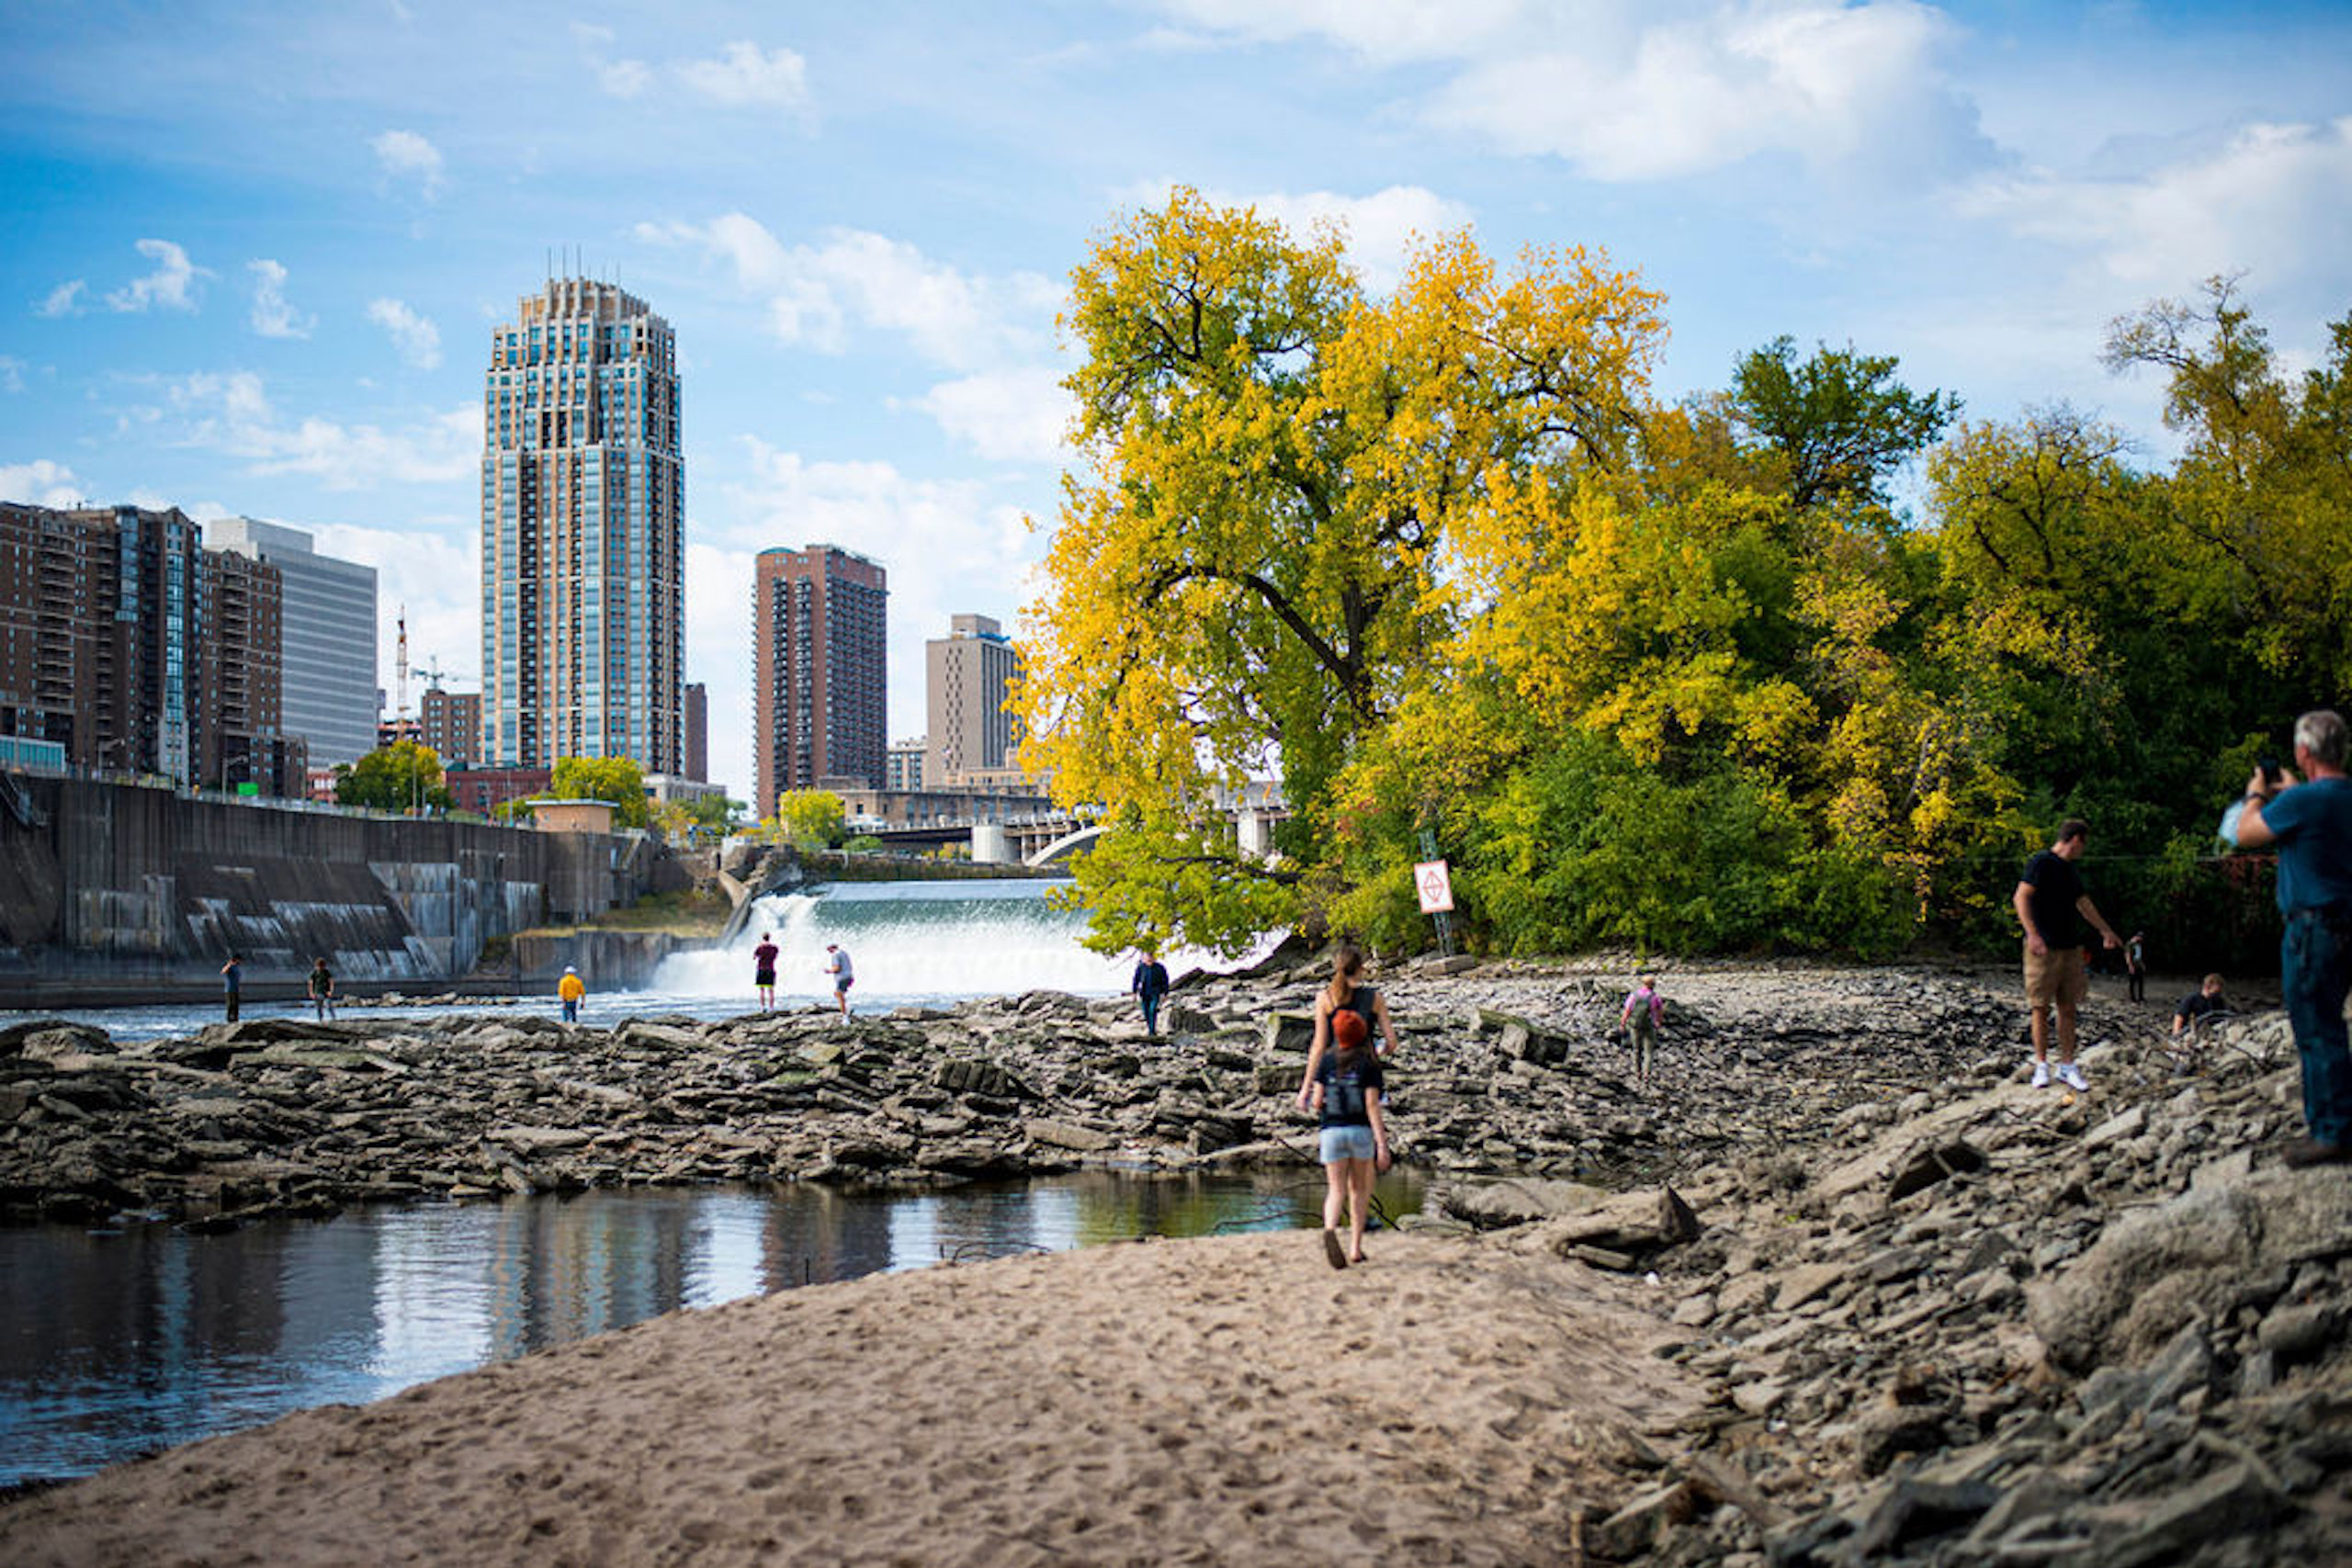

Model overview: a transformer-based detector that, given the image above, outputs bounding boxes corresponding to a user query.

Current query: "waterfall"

[648,878,1138,1003]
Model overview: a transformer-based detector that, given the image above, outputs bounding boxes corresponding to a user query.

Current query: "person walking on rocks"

[1621,974,1665,1084]
[1311,1007,1390,1269]
[2014,818,2123,1089]
[2124,932,2147,1004]
[752,932,780,1012]
[558,964,585,1025]
[1294,943,1399,1112]
[2223,709,2352,1167]
[308,957,336,1021]
[826,943,854,1018]
[220,953,242,1023]
[1130,949,1170,1039]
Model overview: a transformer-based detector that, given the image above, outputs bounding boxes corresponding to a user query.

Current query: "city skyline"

[4,3,2349,803]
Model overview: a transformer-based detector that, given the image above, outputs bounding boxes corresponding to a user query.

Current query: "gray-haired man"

[2225,710,2352,1167]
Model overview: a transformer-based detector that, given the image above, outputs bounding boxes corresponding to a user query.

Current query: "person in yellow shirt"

[558,965,586,1024]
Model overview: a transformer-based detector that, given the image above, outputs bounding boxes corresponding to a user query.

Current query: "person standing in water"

[1294,943,1400,1111]
[1130,949,1170,1038]
[752,931,780,1012]
[308,956,336,1021]
[825,942,854,1018]
[1311,1008,1390,1269]
[220,953,242,1023]
[558,964,585,1024]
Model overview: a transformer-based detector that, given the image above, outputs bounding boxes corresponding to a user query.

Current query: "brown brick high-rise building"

[0,502,300,792]
[682,681,707,783]
[752,544,887,817]
[420,685,481,767]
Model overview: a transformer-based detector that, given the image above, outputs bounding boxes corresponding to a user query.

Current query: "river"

[1,878,1336,1490]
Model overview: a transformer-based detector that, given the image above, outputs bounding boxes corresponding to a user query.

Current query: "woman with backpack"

[1293,943,1400,1112]
[1310,1007,1390,1269]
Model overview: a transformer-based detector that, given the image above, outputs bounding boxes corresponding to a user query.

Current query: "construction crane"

[394,606,409,719]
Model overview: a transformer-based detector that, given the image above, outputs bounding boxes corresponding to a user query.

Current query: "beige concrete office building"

[925,613,1019,785]
[480,276,684,774]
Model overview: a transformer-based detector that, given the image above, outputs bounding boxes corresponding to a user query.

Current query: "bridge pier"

[971,823,1012,863]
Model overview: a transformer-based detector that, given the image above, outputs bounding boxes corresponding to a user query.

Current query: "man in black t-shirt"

[2013,818,2122,1090]
[2173,974,2231,1039]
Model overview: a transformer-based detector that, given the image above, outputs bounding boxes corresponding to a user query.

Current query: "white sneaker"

[2030,1061,2051,1089]
[2058,1063,2089,1091]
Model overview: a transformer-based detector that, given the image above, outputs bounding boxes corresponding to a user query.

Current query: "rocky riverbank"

[4,957,2348,1564]
[0,956,2030,1226]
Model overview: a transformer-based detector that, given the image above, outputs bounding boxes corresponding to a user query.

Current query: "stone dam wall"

[0,773,665,1009]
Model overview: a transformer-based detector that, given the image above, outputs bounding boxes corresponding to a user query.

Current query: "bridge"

[859,793,1285,868]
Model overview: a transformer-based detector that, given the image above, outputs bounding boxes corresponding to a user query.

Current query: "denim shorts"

[1320,1124,1375,1163]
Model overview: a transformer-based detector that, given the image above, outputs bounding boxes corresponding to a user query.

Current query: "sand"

[0,1226,1700,1566]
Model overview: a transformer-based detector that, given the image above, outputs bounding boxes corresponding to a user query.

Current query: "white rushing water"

[650,877,1136,1004]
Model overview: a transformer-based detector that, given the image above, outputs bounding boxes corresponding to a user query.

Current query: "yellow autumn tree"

[1014,189,1666,953]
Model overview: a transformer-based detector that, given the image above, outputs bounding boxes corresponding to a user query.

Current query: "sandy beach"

[0,1225,1697,1566]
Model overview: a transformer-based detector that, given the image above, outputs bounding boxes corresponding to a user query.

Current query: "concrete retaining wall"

[0,774,657,1008]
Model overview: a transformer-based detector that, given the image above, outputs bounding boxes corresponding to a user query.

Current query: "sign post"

[1414,852,1456,958]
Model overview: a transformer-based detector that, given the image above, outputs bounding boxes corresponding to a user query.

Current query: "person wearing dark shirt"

[2012,819,2122,1090]
[308,957,335,1021]
[220,954,242,1023]
[1129,951,1170,1038]
[2225,709,2352,1167]
[1311,1008,1390,1269]
[2172,974,2230,1039]
[752,933,780,1012]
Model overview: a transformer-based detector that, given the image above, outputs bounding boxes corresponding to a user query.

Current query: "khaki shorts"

[2023,942,2087,1008]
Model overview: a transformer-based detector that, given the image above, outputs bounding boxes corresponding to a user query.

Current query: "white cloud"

[673,40,808,108]
[0,356,24,394]
[1424,2,1985,182]
[601,58,653,97]
[157,370,479,489]
[36,279,85,318]
[637,215,1057,369]
[371,129,446,200]
[1160,1,1991,186]
[105,239,210,312]
[367,298,443,369]
[1958,117,2352,298]
[1131,180,1476,292]
[247,259,313,339]
[910,368,1073,465]
[1155,0,1522,64]
[0,458,86,507]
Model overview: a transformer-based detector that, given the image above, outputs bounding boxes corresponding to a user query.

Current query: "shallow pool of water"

[0,1169,1423,1487]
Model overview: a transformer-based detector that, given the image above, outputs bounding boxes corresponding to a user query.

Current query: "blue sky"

[4,1,2348,804]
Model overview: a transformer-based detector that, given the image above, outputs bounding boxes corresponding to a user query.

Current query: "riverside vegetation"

[1015,192,2352,972]
[4,957,2347,1563]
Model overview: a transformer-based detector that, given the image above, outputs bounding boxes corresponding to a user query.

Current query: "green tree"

[775,789,845,850]
[1729,336,1960,510]
[548,755,650,828]
[334,740,453,812]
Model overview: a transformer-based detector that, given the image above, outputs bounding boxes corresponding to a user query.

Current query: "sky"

[3,1,2348,806]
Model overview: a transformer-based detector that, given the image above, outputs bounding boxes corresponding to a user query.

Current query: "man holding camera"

[2224,710,2352,1168]
[2014,818,2124,1089]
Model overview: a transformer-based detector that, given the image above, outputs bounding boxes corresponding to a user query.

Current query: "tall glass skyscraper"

[480,276,683,773]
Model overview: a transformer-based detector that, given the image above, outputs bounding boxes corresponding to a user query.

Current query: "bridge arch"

[1026,825,1102,867]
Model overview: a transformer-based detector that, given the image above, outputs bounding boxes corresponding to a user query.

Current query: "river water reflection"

[0,1168,1423,1487]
